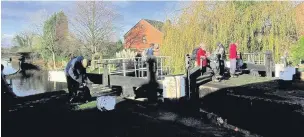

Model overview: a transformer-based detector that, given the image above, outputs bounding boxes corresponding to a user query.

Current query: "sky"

[1,1,186,47]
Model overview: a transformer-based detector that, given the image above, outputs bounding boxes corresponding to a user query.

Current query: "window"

[142,36,147,44]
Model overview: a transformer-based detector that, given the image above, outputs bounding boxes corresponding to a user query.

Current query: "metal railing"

[226,52,267,65]
[91,56,172,79]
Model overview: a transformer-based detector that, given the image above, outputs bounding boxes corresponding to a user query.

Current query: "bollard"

[265,50,273,78]
[185,54,191,99]
[122,59,126,76]
[103,60,110,87]
[146,57,157,82]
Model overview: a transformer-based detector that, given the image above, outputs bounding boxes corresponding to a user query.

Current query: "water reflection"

[2,59,67,97]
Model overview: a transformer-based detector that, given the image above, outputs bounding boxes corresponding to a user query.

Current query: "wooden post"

[103,60,109,87]
[265,50,273,78]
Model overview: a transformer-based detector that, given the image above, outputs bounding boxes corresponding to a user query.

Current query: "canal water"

[1,59,67,97]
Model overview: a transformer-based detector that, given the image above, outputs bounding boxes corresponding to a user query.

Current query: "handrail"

[90,56,172,78]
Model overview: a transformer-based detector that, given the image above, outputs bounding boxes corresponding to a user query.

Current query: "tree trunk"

[52,51,56,69]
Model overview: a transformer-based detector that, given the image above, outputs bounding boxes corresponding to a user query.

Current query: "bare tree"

[69,1,121,57]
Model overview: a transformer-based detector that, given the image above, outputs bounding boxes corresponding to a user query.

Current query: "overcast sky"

[1,1,185,47]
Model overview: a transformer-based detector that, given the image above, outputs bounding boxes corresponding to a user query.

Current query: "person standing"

[146,43,155,57]
[196,42,208,74]
[215,42,226,76]
[64,56,89,102]
[237,52,244,71]
[229,42,238,77]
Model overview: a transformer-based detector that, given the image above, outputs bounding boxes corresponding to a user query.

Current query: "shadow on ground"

[2,89,226,137]
[3,71,304,137]
[200,80,304,137]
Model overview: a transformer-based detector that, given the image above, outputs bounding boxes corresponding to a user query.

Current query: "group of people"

[2,41,241,103]
[194,42,243,78]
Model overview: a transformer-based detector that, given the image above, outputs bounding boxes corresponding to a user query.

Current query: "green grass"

[87,66,118,74]
[298,68,304,72]
[74,101,97,111]
[87,68,103,74]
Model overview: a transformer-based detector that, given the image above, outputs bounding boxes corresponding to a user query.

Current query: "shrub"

[115,49,137,59]
[290,36,304,65]
[115,49,137,70]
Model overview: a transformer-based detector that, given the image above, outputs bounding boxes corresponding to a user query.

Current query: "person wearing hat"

[65,56,89,102]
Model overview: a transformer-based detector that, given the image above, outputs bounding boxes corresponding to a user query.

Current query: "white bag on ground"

[279,67,295,81]
[97,96,116,111]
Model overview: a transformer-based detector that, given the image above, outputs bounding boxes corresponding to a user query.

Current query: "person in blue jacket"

[146,43,155,57]
[65,56,89,101]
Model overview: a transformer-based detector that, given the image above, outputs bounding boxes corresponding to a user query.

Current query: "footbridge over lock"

[48,50,276,99]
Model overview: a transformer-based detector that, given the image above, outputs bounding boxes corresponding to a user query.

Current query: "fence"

[91,56,172,79]
[226,52,268,65]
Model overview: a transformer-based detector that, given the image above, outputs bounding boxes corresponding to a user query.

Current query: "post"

[103,60,109,87]
[54,81,57,90]
[134,58,137,77]
[265,50,273,78]
[146,57,156,81]
[264,53,266,65]
[141,58,144,77]
[259,54,261,64]
[160,57,163,78]
[122,59,126,76]
[98,60,101,74]
[185,54,191,99]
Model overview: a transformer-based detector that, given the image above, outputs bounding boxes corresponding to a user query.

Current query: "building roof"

[144,19,164,32]
[124,19,164,38]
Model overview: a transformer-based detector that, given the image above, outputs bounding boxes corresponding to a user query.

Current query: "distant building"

[124,19,164,55]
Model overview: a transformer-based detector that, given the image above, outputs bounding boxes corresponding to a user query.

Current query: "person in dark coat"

[215,42,226,76]
[64,56,89,102]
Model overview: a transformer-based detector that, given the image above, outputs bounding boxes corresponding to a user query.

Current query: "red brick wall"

[124,19,163,54]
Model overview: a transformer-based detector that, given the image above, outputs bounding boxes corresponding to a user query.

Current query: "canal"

[1,58,67,97]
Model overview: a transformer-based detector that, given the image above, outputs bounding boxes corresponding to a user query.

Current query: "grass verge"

[74,101,97,111]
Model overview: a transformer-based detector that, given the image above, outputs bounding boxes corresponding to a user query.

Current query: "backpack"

[191,48,200,60]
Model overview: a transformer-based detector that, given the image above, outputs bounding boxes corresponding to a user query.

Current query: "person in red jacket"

[229,42,238,77]
[196,43,208,74]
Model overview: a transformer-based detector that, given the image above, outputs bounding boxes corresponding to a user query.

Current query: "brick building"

[124,19,164,55]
